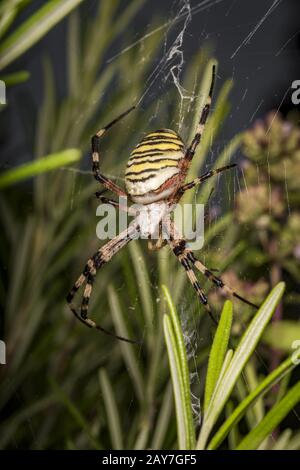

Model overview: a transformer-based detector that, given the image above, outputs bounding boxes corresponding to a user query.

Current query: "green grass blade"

[244,362,264,424]
[0,148,81,188]
[0,395,55,449]
[204,300,233,411]
[0,70,30,86]
[0,0,31,17]
[129,242,153,332]
[271,429,293,450]
[67,10,80,98]
[237,380,300,450]
[199,133,242,204]
[207,354,299,449]
[0,7,17,40]
[213,349,234,391]
[151,382,173,449]
[163,315,188,450]
[286,430,300,450]
[226,401,240,449]
[108,285,144,403]
[99,368,123,450]
[0,0,85,71]
[262,320,300,352]
[49,377,102,450]
[197,282,285,449]
[162,285,195,450]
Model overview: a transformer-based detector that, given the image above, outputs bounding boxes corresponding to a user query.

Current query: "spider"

[67,65,257,343]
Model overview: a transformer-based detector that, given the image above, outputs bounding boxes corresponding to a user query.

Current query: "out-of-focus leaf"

[197,282,285,449]
[204,300,233,411]
[237,380,300,450]
[0,148,81,188]
[163,285,195,450]
[49,377,102,450]
[262,321,300,352]
[0,0,85,71]
[0,70,30,86]
[99,368,123,450]
[151,382,173,449]
[108,285,144,403]
[207,354,299,449]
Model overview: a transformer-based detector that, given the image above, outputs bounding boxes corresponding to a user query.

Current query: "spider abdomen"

[125,129,185,204]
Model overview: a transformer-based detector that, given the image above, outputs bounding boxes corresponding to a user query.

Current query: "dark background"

[1,0,300,168]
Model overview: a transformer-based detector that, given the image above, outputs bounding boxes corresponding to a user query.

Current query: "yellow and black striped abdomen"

[125,129,185,203]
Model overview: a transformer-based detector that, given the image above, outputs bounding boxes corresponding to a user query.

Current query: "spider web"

[118,0,298,430]
[131,0,213,425]
[64,0,299,433]
[2,0,299,448]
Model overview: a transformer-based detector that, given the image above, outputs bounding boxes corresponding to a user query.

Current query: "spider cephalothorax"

[67,65,257,343]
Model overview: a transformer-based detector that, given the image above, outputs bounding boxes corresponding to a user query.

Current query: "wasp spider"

[67,65,257,343]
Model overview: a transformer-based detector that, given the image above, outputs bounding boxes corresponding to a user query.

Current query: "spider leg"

[148,221,166,251]
[95,193,136,215]
[76,271,132,343]
[67,224,140,344]
[203,187,215,222]
[148,236,167,251]
[184,64,216,164]
[176,164,236,198]
[168,237,218,324]
[187,251,258,309]
[66,259,94,307]
[166,218,258,310]
[91,106,135,196]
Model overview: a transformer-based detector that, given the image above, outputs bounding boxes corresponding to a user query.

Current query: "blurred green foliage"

[0,0,300,450]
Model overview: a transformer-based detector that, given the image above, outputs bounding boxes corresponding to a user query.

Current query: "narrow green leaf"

[129,242,153,331]
[244,361,264,423]
[0,395,55,449]
[197,282,285,449]
[263,321,300,352]
[49,377,102,450]
[199,133,242,204]
[226,401,240,449]
[163,285,195,450]
[163,286,195,443]
[0,70,30,86]
[207,354,299,449]
[271,429,293,450]
[0,1,31,18]
[0,148,81,188]
[99,368,123,450]
[151,382,173,449]
[0,0,85,71]
[213,349,234,391]
[163,315,188,450]
[286,430,300,450]
[237,380,300,450]
[0,7,18,40]
[67,10,80,98]
[108,285,144,403]
[204,300,233,411]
